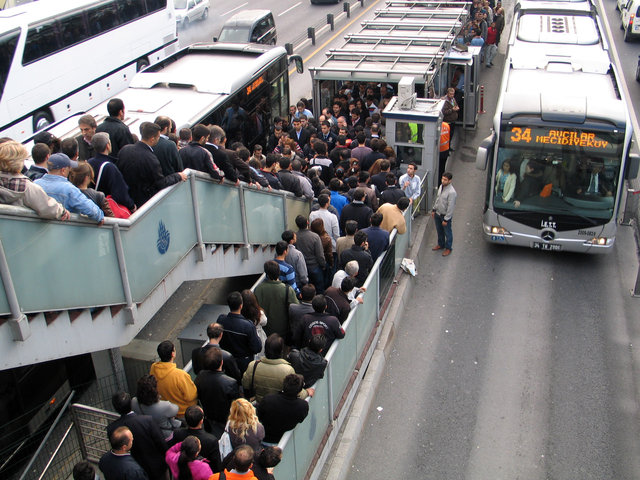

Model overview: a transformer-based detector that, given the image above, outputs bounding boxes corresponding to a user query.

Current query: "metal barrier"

[70,405,119,463]
[412,170,431,219]
[274,209,412,479]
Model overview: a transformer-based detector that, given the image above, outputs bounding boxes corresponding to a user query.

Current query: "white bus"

[39,43,303,150]
[475,6,638,253]
[0,0,178,142]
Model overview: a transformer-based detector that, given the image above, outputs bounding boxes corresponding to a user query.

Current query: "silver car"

[175,0,210,29]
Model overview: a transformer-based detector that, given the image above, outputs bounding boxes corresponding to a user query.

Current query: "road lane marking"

[279,2,301,16]
[288,0,386,75]
[222,2,248,17]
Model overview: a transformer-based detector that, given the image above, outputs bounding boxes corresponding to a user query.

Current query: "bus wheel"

[624,27,633,42]
[33,110,53,132]
[136,57,150,72]
[636,63,640,82]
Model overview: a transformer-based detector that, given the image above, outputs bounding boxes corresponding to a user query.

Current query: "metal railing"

[61,208,413,480]
[273,208,412,479]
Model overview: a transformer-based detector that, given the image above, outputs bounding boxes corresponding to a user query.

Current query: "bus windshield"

[494,124,624,221]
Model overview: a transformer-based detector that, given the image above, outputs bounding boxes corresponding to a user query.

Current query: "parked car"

[620,0,640,41]
[215,10,277,45]
[175,0,210,29]
[636,55,640,82]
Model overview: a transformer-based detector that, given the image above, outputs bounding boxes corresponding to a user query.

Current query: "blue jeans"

[308,266,325,293]
[434,214,453,250]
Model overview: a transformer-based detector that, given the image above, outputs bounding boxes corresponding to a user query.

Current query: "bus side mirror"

[626,153,640,180]
[476,133,495,170]
[289,55,303,74]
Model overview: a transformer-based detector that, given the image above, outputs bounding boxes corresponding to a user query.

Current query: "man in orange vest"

[438,121,450,185]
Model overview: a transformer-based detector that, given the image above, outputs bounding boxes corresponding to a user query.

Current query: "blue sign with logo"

[157,220,170,254]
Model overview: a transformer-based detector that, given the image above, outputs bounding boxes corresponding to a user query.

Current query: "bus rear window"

[0,30,18,100]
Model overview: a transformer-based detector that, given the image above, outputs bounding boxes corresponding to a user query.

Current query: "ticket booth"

[382,79,444,210]
[436,44,482,129]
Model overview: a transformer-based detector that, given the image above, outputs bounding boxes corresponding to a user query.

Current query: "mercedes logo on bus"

[541,230,555,242]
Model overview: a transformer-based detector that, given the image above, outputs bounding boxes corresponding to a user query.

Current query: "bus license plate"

[533,242,562,251]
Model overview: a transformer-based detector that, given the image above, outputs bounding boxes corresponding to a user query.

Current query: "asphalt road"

[177,0,350,48]
[344,3,640,478]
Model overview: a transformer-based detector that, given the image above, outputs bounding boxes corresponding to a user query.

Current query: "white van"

[620,0,640,41]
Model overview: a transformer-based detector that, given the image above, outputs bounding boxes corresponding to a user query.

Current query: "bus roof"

[26,43,288,141]
[515,0,595,14]
[516,13,601,44]
[0,0,123,27]
[130,43,286,96]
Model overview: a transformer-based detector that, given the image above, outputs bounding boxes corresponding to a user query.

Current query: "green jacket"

[242,358,308,402]
[254,280,298,338]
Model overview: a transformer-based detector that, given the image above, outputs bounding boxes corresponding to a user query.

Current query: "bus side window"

[23,23,60,64]
[88,4,119,36]
[145,0,167,14]
[59,14,89,49]
[118,0,147,23]
[0,30,19,99]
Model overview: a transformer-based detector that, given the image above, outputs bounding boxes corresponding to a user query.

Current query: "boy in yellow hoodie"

[150,340,197,417]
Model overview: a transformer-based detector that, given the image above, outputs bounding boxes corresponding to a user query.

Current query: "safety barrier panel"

[274,208,411,478]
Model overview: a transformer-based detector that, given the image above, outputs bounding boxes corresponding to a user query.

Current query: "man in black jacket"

[339,188,373,232]
[379,173,407,206]
[95,98,134,157]
[179,124,224,181]
[277,157,303,197]
[106,392,167,479]
[260,154,283,189]
[195,347,242,438]
[339,231,373,287]
[154,116,183,176]
[88,132,136,211]
[191,322,241,381]
[206,125,239,183]
[288,334,327,387]
[257,374,309,444]
[99,427,148,480]
[218,291,263,373]
[293,295,345,351]
[172,405,221,473]
[118,122,187,206]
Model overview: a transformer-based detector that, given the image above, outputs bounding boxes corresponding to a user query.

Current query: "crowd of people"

[1,52,445,480]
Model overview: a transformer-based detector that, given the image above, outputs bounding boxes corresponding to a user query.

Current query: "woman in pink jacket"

[166,436,213,480]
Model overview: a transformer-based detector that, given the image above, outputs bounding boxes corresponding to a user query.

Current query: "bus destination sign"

[506,126,614,151]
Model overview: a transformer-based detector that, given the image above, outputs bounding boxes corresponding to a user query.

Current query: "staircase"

[0,171,309,370]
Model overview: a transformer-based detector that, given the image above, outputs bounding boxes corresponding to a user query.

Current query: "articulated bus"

[0,0,178,142]
[40,43,302,151]
[475,3,638,253]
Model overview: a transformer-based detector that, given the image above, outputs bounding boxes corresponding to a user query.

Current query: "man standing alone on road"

[431,172,457,257]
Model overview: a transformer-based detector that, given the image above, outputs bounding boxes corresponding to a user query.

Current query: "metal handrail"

[412,169,431,218]
[19,390,76,480]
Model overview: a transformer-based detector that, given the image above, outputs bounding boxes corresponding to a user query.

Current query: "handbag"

[95,162,132,219]
[218,421,233,460]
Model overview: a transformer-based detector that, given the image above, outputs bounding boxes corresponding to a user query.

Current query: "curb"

[321,214,429,480]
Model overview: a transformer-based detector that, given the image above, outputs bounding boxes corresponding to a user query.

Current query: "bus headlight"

[485,225,510,235]
[587,237,608,246]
